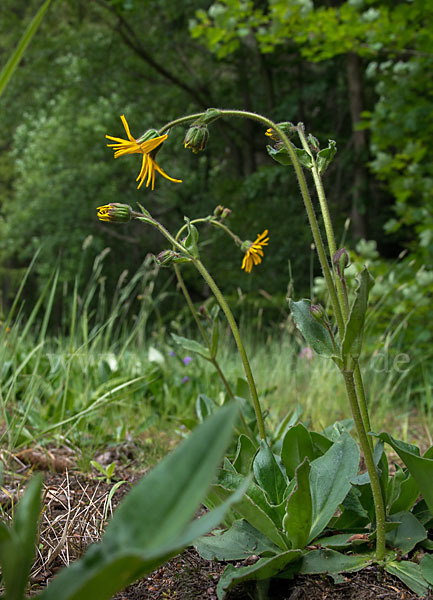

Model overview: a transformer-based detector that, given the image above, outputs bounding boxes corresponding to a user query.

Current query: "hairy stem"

[193,258,267,441]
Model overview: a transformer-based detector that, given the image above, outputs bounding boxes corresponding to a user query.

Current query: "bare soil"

[0,448,429,600]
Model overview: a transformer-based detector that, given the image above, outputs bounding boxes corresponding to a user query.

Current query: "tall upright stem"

[296,127,373,449]
[193,258,267,441]
[343,370,386,560]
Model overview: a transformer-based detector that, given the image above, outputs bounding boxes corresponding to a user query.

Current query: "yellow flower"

[241,230,269,273]
[106,115,182,190]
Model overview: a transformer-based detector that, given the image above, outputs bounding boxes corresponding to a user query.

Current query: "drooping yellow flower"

[241,230,269,273]
[106,115,182,190]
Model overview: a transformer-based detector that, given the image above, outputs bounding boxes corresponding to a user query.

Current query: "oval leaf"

[289,299,336,357]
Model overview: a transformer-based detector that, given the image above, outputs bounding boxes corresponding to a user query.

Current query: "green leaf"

[184,219,199,258]
[385,561,430,598]
[342,268,374,359]
[289,299,336,357]
[195,519,280,561]
[0,474,42,600]
[283,458,312,549]
[299,548,373,574]
[39,404,240,600]
[316,140,337,174]
[233,434,257,475]
[217,550,302,600]
[253,440,287,505]
[0,0,52,97]
[386,511,426,554]
[170,333,211,359]
[308,433,360,542]
[209,471,288,550]
[389,472,419,515]
[266,144,313,169]
[377,432,433,517]
[420,554,433,586]
[281,423,315,479]
[310,432,333,457]
[195,394,216,422]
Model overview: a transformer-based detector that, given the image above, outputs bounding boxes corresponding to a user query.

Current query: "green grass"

[1,252,432,473]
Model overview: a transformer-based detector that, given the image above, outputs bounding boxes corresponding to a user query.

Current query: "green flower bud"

[310,304,327,323]
[153,250,191,267]
[333,248,350,278]
[265,122,296,142]
[136,128,160,144]
[184,123,209,153]
[213,205,224,217]
[221,207,232,219]
[97,203,132,223]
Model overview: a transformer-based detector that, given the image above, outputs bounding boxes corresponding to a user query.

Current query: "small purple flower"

[183,356,193,365]
[169,350,176,357]
[299,347,313,360]
[181,376,190,384]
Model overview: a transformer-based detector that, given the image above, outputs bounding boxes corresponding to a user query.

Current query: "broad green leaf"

[233,434,257,475]
[289,299,336,357]
[310,431,333,457]
[377,432,433,516]
[308,433,360,542]
[0,474,42,600]
[283,458,312,549]
[195,519,280,561]
[266,144,313,169]
[253,440,287,505]
[331,487,369,530]
[209,471,288,550]
[389,472,419,515]
[315,533,366,550]
[170,333,210,359]
[385,561,430,598]
[299,548,373,574]
[217,550,302,600]
[420,554,433,586]
[316,140,337,174]
[0,0,52,97]
[342,268,374,359]
[273,404,303,447]
[39,404,240,600]
[281,423,315,478]
[386,511,426,554]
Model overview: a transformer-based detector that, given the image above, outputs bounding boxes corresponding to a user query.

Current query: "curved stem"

[159,113,204,135]
[193,258,267,441]
[213,110,344,337]
[342,370,386,560]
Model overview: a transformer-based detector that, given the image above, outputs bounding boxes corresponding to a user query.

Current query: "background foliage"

[0,0,431,345]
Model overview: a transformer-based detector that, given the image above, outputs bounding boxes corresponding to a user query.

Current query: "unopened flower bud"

[184,124,209,153]
[310,304,327,323]
[213,205,224,217]
[221,207,232,219]
[97,203,132,223]
[153,250,191,267]
[265,122,296,142]
[333,248,350,278]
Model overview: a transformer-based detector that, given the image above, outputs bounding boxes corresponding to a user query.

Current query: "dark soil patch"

[0,457,429,599]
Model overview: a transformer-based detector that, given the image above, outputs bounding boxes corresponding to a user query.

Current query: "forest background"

[0,0,432,364]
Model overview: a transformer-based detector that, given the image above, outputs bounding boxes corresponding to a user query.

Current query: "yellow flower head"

[241,230,269,273]
[106,115,182,190]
